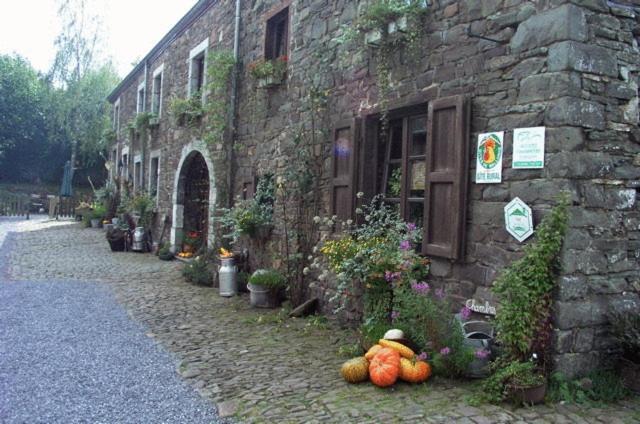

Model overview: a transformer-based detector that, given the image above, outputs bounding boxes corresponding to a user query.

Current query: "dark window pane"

[385,163,402,199]
[407,200,424,228]
[410,115,427,156]
[389,120,403,160]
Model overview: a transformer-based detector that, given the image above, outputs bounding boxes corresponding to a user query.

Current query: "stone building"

[107,0,640,377]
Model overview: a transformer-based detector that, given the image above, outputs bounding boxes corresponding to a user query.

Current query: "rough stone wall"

[110,0,640,377]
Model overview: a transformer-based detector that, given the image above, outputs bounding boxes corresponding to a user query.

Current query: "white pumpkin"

[383,329,404,340]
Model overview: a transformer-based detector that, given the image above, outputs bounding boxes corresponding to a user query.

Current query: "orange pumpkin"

[364,344,383,360]
[369,347,401,387]
[399,357,431,383]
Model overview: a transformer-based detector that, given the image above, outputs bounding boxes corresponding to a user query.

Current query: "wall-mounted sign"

[513,126,545,169]
[504,197,533,242]
[465,299,497,316]
[475,131,504,184]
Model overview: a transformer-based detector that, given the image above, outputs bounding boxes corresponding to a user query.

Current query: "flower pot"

[257,75,283,88]
[248,282,280,308]
[90,218,101,228]
[619,357,640,393]
[508,382,547,406]
[364,29,382,46]
[111,217,120,225]
[388,16,408,35]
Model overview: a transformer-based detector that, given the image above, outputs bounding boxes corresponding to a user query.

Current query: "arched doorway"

[173,151,210,252]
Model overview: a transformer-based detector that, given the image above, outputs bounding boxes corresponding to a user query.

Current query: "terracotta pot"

[619,357,640,393]
[508,381,547,406]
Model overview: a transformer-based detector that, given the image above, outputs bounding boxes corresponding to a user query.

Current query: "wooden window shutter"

[331,118,361,221]
[359,117,378,203]
[422,95,470,260]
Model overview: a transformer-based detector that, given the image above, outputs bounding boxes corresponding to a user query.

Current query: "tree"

[0,54,49,181]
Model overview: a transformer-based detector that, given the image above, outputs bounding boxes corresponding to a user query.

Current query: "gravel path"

[0,219,223,424]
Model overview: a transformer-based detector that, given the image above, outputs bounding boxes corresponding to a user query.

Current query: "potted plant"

[158,242,174,261]
[182,231,201,254]
[358,0,428,46]
[609,308,640,393]
[90,204,106,228]
[248,56,288,88]
[247,269,286,308]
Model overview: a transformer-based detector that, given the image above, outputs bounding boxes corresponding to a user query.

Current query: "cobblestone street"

[4,219,640,423]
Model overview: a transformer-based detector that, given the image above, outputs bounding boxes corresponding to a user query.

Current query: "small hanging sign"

[504,197,534,242]
[475,131,504,183]
[513,127,545,169]
[465,299,497,316]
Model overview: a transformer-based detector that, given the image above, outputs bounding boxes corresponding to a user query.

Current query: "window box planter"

[257,75,284,89]
[364,29,382,46]
[507,381,547,406]
[149,116,160,127]
[388,15,408,35]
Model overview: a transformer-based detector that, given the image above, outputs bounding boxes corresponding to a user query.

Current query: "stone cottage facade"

[108,0,640,377]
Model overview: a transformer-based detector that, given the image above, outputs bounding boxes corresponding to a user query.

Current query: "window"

[137,82,145,114]
[358,95,470,260]
[265,7,289,60]
[149,153,160,198]
[110,148,117,182]
[151,65,164,116]
[134,156,142,192]
[113,99,120,135]
[188,38,208,97]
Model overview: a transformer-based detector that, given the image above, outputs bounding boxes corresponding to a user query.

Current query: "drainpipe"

[228,0,242,207]
[142,60,148,193]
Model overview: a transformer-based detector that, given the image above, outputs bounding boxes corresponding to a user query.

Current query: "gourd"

[378,339,415,359]
[383,329,404,340]
[369,348,401,387]
[340,357,369,383]
[399,358,431,383]
[364,344,383,360]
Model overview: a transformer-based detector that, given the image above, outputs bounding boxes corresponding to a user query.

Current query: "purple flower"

[400,240,411,251]
[435,288,445,300]
[460,306,472,321]
[475,349,491,360]
[406,222,417,231]
[417,351,429,361]
[384,271,401,284]
[411,281,430,295]
[391,310,400,321]
[440,347,451,356]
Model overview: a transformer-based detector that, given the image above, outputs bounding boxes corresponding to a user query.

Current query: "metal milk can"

[218,256,237,297]
[132,227,147,252]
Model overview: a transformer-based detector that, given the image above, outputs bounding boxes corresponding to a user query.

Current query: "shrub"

[248,269,286,290]
[182,256,212,285]
[547,370,629,405]
[158,242,173,261]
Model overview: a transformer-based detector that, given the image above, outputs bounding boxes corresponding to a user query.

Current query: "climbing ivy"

[202,50,236,145]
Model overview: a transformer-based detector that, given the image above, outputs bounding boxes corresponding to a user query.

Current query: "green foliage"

[547,370,629,405]
[359,0,428,32]
[182,256,212,285]
[609,308,640,363]
[90,204,107,220]
[127,192,155,228]
[493,195,570,361]
[247,57,287,80]
[473,360,545,404]
[337,342,364,358]
[215,174,275,244]
[169,93,204,127]
[249,269,286,290]
[158,242,174,261]
[388,167,402,197]
[203,50,236,145]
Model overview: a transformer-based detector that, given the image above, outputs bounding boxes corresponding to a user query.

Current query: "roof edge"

[107,0,218,103]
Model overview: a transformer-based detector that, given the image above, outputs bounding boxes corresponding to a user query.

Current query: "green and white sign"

[475,131,504,183]
[513,127,545,169]
[504,197,533,242]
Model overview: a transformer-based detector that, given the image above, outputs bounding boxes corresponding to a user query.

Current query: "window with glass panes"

[379,113,427,227]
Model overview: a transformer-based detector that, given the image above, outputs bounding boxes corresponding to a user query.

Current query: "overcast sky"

[0,0,197,77]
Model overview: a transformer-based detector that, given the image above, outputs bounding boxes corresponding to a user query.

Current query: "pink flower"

[400,240,411,250]
[411,281,430,295]
[460,306,472,321]
[440,347,451,356]
[384,271,401,284]
[407,222,417,231]
[435,288,445,299]
[417,351,428,361]
[475,349,490,360]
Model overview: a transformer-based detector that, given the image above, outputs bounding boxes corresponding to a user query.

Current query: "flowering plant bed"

[248,56,287,88]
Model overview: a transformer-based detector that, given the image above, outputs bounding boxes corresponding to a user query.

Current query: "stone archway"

[171,142,216,252]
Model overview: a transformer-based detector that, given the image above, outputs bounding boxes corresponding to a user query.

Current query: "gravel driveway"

[0,219,223,424]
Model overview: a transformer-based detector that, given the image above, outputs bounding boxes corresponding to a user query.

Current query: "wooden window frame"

[264,4,290,60]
